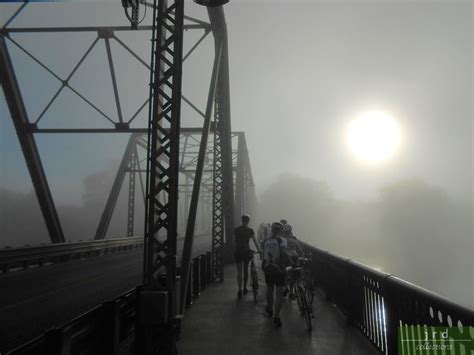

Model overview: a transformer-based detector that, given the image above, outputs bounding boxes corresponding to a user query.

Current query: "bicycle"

[248,250,260,304]
[299,253,316,306]
[287,265,313,333]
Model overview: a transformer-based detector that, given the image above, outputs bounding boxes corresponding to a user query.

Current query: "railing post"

[44,328,69,355]
[186,261,194,307]
[206,251,212,282]
[200,253,207,290]
[384,276,399,355]
[345,259,355,326]
[193,256,201,298]
[102,300,120,354]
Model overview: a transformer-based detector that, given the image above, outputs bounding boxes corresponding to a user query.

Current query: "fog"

[258,173,472,308]
[1,1,472,309]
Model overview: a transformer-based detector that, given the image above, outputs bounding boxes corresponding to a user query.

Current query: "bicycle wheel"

[297,286,312,333]
[295,285,304,315]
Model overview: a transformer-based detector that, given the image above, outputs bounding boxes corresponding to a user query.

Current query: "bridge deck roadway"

[0,236,210,353]
[177,265,379,355]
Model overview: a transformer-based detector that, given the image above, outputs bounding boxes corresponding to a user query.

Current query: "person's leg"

[274,285,284,317]
[273,272,285,327]
[236,260,242,293]
[265,273,274,316]
[243,260,250,290]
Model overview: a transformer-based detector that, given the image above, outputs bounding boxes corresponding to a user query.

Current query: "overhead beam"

[29,127,221,134]
[2,24,208,33]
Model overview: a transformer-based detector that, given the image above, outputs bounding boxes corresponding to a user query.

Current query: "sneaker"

[237,290,242,300]
[273,317,282,328]
[282,288,289,297]
[265,305,273,317]
[243,288,249,295]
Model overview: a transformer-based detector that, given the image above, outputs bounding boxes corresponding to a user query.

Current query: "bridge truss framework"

[0,1,256,352]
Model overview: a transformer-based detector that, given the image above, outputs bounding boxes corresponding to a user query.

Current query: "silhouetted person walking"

[234,214,261,299]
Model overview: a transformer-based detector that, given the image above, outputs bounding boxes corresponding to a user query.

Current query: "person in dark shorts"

[234,214,261,300]
[262,222,291,327]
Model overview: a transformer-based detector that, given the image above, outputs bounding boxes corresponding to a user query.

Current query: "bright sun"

[346,111,401,162]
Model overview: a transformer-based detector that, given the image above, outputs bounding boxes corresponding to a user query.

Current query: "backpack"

[262,236,284,276]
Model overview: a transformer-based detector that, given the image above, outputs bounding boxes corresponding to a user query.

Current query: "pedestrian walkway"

[177,265,379,355]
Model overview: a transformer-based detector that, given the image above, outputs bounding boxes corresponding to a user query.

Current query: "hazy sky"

[0,0,472,205]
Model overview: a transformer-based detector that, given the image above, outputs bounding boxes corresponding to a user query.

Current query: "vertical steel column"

[184,175,190,229]
[0,35,65,244]
[180,42,221,313]
[95,134,137,239]
[138,0,184,353]
[208,6,235,268]
[234,132,245,221]
[240,133,257,223]
[212,86,225,282]
[127,147,137,236]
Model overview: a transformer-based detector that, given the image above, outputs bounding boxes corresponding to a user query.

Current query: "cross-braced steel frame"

[136,1,184,352]
[1,2,256,350]
[0,3,216,247]
[95,131,216,239]
[95,130,254,271]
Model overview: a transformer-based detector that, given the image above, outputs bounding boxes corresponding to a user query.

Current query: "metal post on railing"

[206,251,212,282]
[200,254,207,290]
[44,328,69,355]
[323,250,331,302]
[384,275,399,355]
[186,261,194,307]
[102,300,120,354]
[193,256,201,298]
[345,259,355,326]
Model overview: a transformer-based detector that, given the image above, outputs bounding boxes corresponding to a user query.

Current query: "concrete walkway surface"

[177,265,379,355]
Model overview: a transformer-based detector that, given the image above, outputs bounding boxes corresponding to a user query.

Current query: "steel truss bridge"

[0,1,472,354]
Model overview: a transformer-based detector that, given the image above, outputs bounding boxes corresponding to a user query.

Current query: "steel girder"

[179,41,222,312]
[137,0,184,353]
[142,0,184,304]
[0,35,65,244]
[94,130,217,239]
[208,6,235,279]
[1,3,215,246]
[127,147,138,236]
[94,129,249,242]
[234,132,257,222]
[95,134,140,239]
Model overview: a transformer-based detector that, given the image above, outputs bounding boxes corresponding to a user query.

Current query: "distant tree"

[259,173,337,248]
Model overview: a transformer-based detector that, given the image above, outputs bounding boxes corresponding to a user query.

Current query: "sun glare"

[346,111,400,162]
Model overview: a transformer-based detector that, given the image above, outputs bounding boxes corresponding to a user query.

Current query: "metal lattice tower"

[143,0,183,294]
[127,148,137,237]
[212,92,224,282]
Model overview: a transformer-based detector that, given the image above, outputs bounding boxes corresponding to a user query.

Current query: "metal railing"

[0,237,143,273]
[6,251,213,355]
[301,242,474,354]
[7,241,472,354]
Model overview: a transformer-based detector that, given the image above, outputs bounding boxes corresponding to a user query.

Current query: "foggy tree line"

[258,173,472,308]
[1,171,471,308]
[0,168,134,247]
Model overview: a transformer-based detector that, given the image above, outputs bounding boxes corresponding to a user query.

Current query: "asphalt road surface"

[0,235,211,352]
